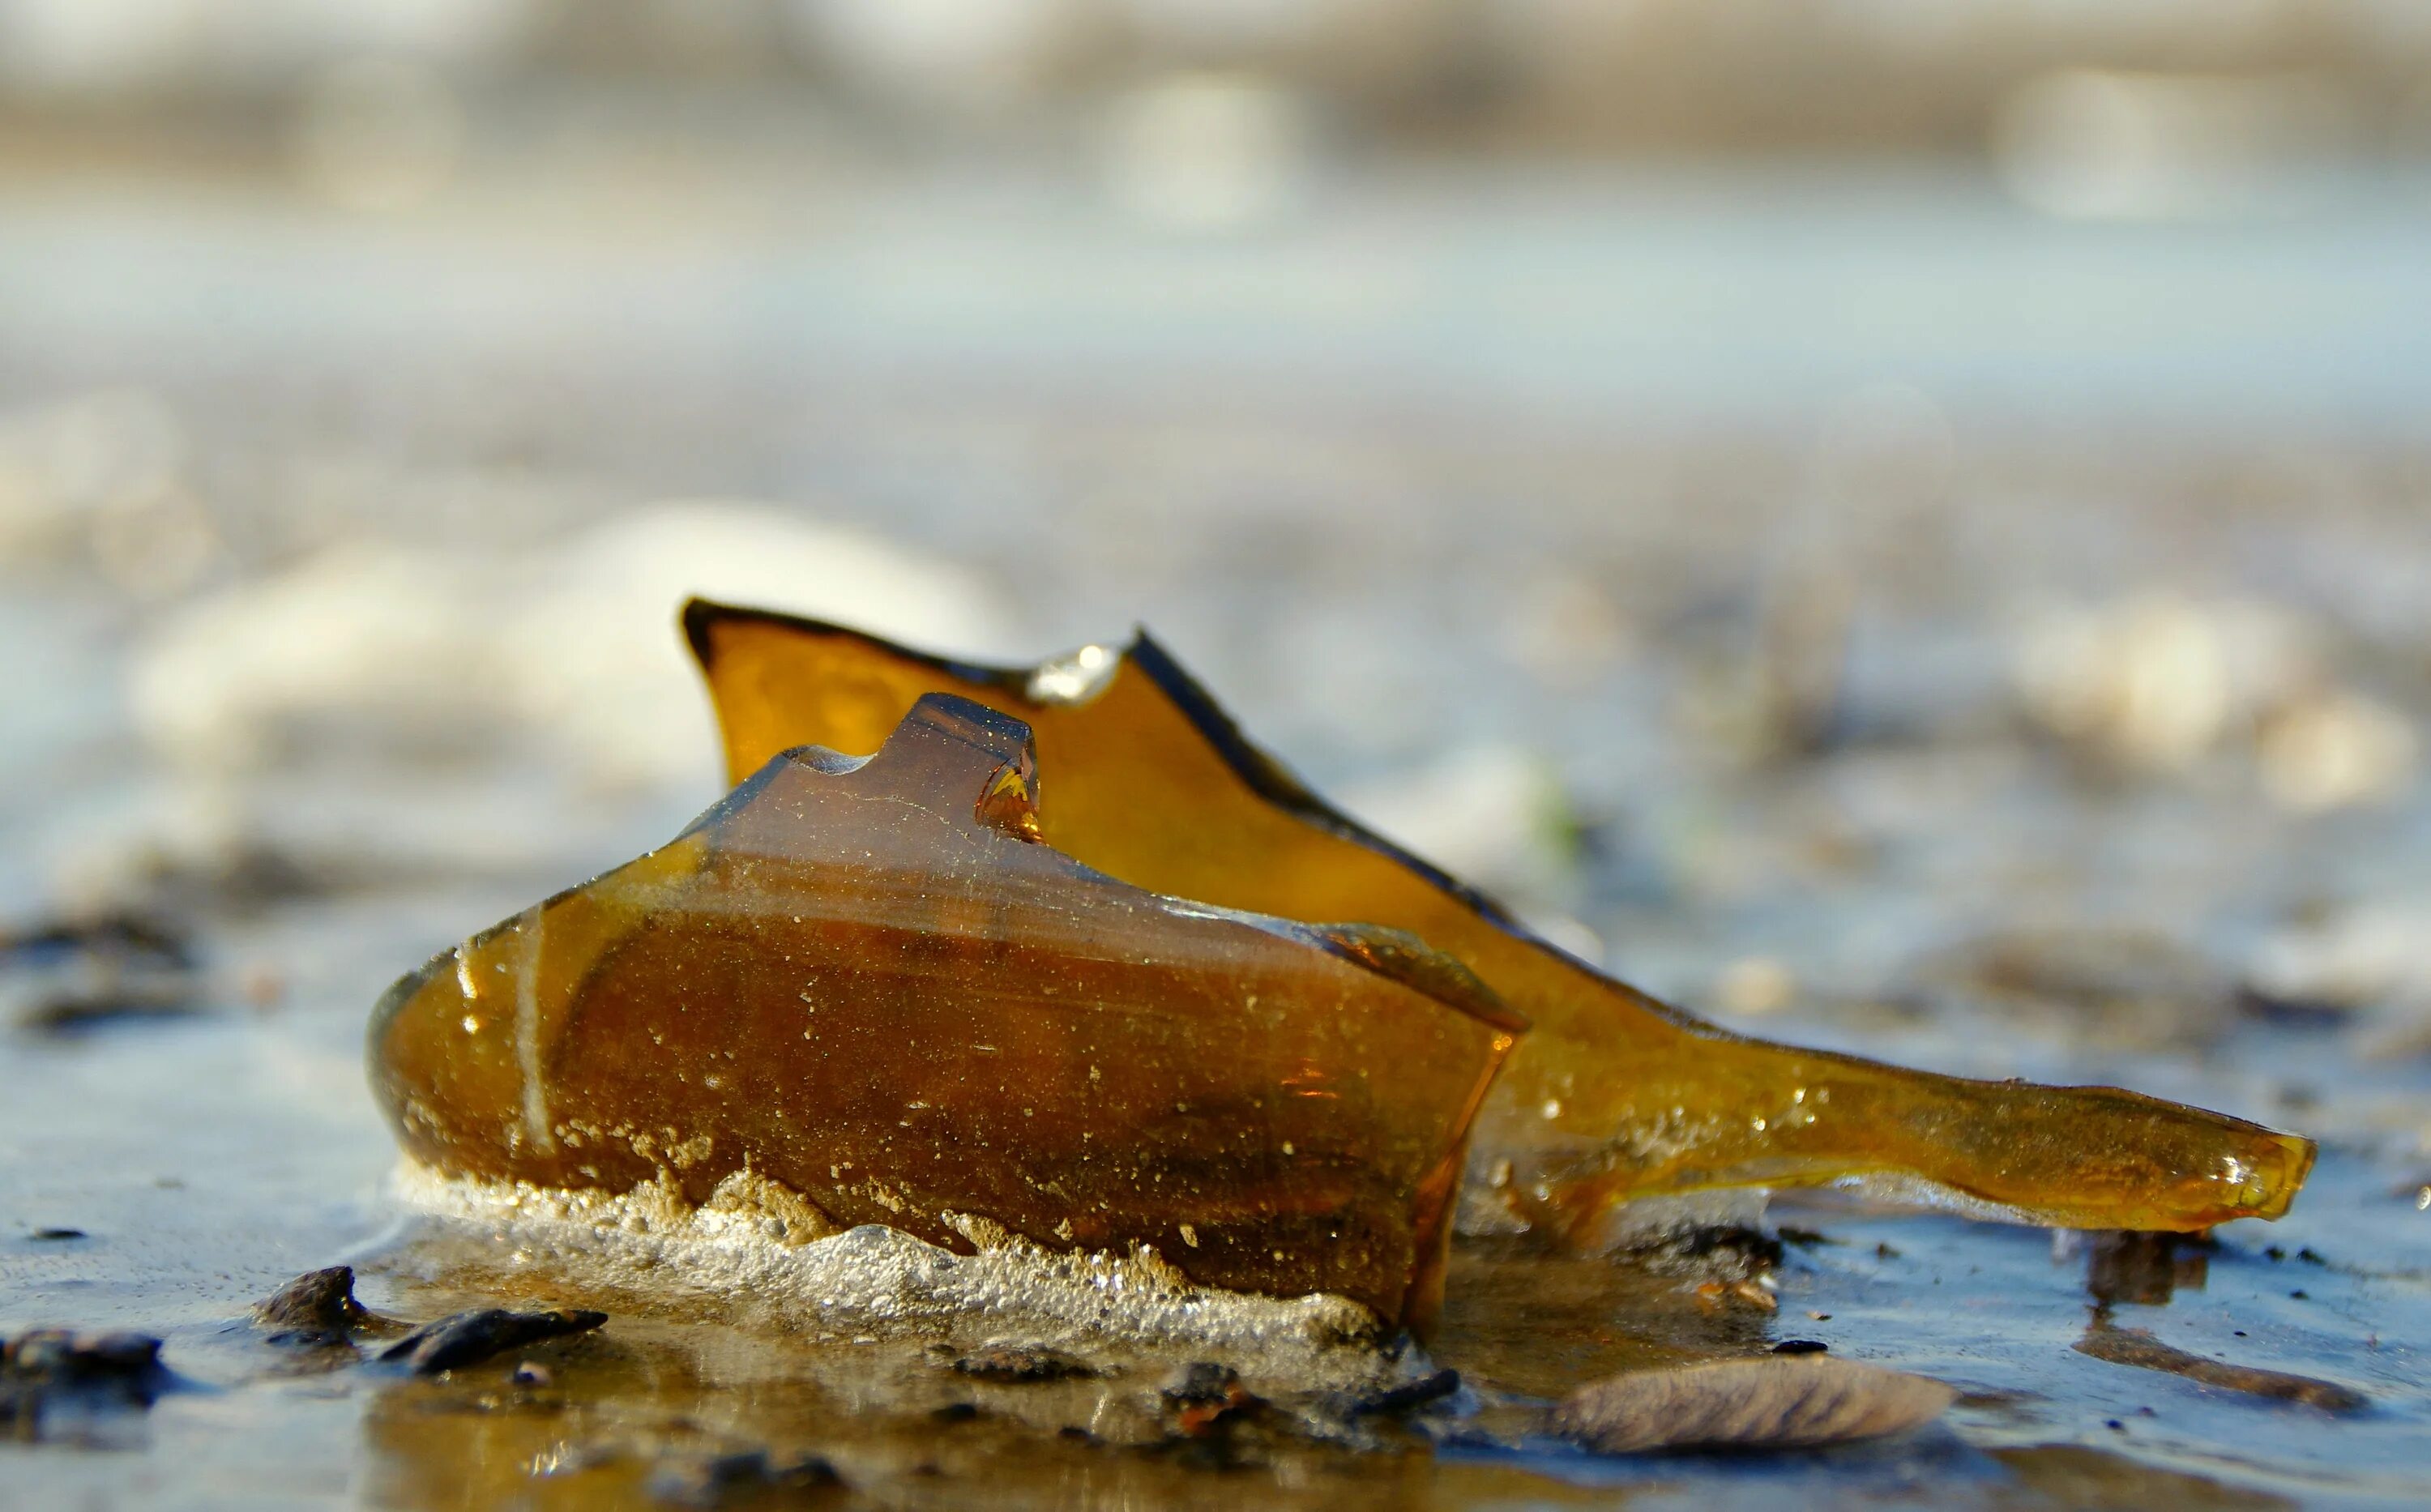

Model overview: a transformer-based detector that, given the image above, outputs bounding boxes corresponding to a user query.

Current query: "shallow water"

[5,152,2431,1507]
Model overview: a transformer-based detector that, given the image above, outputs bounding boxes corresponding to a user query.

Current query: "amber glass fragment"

[369,694,1520,1331]
[685,601,2314,1236]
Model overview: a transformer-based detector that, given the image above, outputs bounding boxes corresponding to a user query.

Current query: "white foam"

[386,1161,1391,1385]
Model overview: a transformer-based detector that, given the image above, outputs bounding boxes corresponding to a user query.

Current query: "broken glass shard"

[683,600,2314,1237]
[370,694,1521,1332]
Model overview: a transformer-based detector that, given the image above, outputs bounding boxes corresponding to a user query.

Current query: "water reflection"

[2066,1230,2210,1308]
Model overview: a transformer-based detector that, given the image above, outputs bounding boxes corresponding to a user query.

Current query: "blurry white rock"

[0,389,194,562]
[2248,894,2431,1057]
[2011,592,2305,772]
[129,502,1013,792]
[1712,955,1797,1017]
[2254,686,2417,813]
[1335,744,1585,933]
[2248,896,2431,1012]
[2012,590,2417,811]
[129,540,495,770]
[501,502,1012,789]
[785,0,1080,108]
[1103,72,1319,233]
[289,56,464,215]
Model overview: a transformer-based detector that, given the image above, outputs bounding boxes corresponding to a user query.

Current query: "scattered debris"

[1897,928,2237,1052]
[2,910,203,1036]
[2075,1319,2366,1412]
[947,1346,1096,1382]
[2,913,191,969]
[377,1308,605,1376]
[1551,1356,1956,1454]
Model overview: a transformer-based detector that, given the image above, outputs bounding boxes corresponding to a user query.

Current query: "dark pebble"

[4,913,203,1039]
[2296,1248,2325,1266]
[646,1449,840,1507]
[949,1346,1095,1382]
[929,1402,980,1423]
[253,1266,372,1336]
[1162,1362,1262,1434]
[1771,1340,1830,1356]
[2,912,192,969]
[2,1326,168,1432]
[5,1328,163,1384]
[1348,1367,1462,1416]
[1162,1362,1242,1407]
[378,1308,605,1375]
[29,1228,85,1241]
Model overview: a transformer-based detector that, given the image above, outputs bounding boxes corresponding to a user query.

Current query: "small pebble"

[253,1266,371,1338]
[378,1308,605,1376]
[1772,1340,1829,1356]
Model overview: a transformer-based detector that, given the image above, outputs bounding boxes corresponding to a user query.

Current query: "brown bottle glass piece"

[683,601,2314,1236]
[369,694,1521,1332]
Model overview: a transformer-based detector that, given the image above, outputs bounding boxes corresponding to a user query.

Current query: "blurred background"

[6,0,2431,1002]
[3,3,2431,1501]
